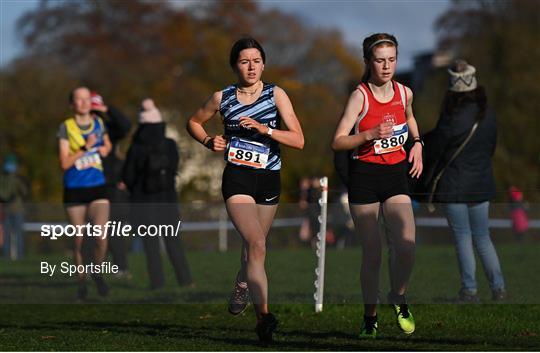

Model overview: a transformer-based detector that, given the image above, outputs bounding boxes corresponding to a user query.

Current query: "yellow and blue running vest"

[63,116,106,188]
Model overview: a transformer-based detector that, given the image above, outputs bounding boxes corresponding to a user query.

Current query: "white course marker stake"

[314,177,328,313]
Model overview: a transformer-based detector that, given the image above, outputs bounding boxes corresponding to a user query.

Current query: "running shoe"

[255,313,278,343]
[93,275,109,297]
[228,280,249,315]
[359,317,378,339]
[388,293,415,335]
[77,283,88,301]
[392,303,415,334]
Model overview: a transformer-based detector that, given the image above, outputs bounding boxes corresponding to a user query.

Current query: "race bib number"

[75,150,102,170]
[227,137,270,169]
[373,123,408,155]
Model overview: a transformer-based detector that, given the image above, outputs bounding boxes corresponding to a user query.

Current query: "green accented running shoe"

[359,319,378,339]
[391,303,415,335]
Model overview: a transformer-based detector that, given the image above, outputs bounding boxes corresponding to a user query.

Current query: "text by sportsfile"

[40,261,119,277]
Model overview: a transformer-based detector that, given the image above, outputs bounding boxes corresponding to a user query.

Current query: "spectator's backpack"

[142,141,175,193]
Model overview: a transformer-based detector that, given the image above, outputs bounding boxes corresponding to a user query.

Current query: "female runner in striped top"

[187,37,304,343]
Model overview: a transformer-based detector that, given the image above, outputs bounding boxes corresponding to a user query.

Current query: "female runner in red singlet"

[332,33,423,338]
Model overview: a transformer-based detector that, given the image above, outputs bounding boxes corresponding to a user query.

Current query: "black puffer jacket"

[423,101,497,203]
[122,123,178,203]
[94,106,132,186]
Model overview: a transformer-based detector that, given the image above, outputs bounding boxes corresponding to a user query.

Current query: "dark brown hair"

[229,37,266,69]
[68,86,90,104]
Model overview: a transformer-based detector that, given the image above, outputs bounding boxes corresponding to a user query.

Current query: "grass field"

[1,244,539,350]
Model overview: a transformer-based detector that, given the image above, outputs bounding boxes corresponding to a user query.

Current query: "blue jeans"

[444,202,505,293]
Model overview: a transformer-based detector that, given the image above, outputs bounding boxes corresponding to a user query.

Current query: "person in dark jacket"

[122,99,192,289]
[90,92,132,277]
[424,60,505,302]
[0,153,29,260]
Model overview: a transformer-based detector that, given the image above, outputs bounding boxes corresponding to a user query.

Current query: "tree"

[434,0,540,200]
[0,59,77,201]
[3,0,364,201]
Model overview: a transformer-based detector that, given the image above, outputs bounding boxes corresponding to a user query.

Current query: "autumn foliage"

[1,0,362,201]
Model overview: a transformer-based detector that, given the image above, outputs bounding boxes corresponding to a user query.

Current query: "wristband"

[203,137,213,149]
[413,137,424,146]
[202,136,211,145]
[267,127,274,136]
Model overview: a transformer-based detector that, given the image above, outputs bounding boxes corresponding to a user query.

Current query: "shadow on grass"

[0,320,512,351]
[0,280,73,288]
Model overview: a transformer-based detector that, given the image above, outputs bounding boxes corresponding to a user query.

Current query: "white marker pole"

[314,177,328,313]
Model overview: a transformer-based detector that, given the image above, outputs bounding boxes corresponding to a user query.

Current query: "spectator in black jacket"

[423,60,505,302]
[90,92,132,277]
[0,153,29,260]
[122,99,192,289]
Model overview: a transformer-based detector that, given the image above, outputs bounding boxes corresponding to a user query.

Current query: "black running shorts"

[348,160,409,204]
[222,164,281,205]
[63,185,109,206]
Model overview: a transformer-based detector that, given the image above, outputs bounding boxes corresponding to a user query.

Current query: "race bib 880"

[373,123,408,155]
[227,137,270,169]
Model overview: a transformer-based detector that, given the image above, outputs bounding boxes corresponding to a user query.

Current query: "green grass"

[1,244,539,350]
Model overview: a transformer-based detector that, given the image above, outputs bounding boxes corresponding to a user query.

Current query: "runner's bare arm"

[187,91,227,151]
[237,87,304,149]
[59,139,86,171]
[269,86,304,149]
[98,134,112,157]
[405,87,423,178]
[332,90,392,151]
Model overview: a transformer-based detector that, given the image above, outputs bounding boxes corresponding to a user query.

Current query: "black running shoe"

[77,283,88,301]
[255,313,278,343]
[228,280,249,315]
[359,315,378,339]
[93,276,109,297]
